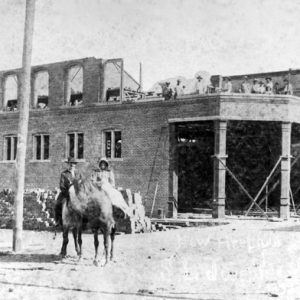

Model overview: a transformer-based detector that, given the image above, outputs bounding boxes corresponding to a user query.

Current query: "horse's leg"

[72,227,79,257]
[103,225,112,266]
[60,226,69,258]
[93,228,99,266]
[78,226,82,259]
[110,224,116,261]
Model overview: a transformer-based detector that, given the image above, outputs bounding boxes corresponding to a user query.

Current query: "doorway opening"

[175,121,214,213]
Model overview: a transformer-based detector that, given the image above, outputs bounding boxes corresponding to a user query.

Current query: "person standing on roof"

[174,79,184,99]
[283,78,293,95]
[240,76,251,94]
[259,80,266,94]
[221,77,232,94]
[274,82,282,94]
[251,79,260,94]
[195,75,207,95]
[162,82,173,100]
[265,77,273,94]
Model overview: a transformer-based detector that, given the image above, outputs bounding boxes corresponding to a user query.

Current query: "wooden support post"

[120,59,124,102]
[212,120,227,218]
[168,124,178,218]
[64,67,71,105]
[13,0,35,252]
[280,122,291,219]
[100,61,106,102]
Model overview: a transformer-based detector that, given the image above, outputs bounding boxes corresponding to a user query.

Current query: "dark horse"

[60,177,116,266]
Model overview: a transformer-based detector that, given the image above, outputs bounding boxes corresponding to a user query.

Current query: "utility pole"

[13,0,36,252]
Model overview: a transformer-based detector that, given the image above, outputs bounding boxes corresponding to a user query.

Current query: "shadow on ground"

[0,279,221,300]
[264,225,300,232]
[0,252,60,263]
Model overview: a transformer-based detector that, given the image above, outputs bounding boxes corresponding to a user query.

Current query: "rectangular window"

[33,134,50,160]
[4,136,17,161]
[67,132,84,159]
[104,130,122,158]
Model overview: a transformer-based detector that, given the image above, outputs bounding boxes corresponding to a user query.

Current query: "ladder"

[145,126,168,218]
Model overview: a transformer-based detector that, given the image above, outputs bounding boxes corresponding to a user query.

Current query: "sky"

[1,0,300,90]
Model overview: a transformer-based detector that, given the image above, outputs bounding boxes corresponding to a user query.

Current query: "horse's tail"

[111,191,131,219]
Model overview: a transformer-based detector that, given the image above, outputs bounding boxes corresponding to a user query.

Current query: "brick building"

[1,57,300,219]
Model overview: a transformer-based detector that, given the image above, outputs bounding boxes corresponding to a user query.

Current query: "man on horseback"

[54,157,79,227]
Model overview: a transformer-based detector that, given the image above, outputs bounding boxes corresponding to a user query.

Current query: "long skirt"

[101,182,130,216]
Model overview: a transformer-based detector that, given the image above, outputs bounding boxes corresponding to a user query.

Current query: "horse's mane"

[72,176,100,198]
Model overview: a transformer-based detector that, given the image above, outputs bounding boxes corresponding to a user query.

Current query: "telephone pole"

[13,0,36,252]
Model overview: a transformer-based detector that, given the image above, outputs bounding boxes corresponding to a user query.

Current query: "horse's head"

[67,174,82,196]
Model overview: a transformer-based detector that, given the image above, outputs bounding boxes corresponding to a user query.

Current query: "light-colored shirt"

[95,169,115,187]
[196,80,207,95]
[251,83,260,93]
[241,82,251,94]
[283,83,293,95]
[265,81,273,94]
[222,81,232,93]
[174,85,184,97]
[259,84,266,94]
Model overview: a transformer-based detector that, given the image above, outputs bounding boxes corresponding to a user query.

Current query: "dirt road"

[1,219,300,300]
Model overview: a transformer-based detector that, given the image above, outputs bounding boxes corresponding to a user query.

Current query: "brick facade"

[1,57,300,218]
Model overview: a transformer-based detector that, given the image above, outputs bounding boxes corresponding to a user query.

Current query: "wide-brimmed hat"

[265,76,272,80]
[65,156,78,164]
[99,157,109,166]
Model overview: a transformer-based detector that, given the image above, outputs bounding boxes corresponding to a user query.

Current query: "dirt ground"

[1,219,300,300]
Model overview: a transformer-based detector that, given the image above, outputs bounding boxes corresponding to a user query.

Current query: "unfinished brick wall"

[0,57,139,109]
[0,96,217,217]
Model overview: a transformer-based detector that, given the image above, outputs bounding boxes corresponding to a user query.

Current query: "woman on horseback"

[94,157,130,217]
[96,157,115,187]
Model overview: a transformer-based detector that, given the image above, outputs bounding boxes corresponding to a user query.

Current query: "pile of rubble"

[117,189,151,234]
[0,189,57,231]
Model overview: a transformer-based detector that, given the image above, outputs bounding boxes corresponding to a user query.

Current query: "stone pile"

[0,189,58,230]
[117,189,151,234]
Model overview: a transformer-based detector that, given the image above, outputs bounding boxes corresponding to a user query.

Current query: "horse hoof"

[93,260,98,267]
[100,260,108,267]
